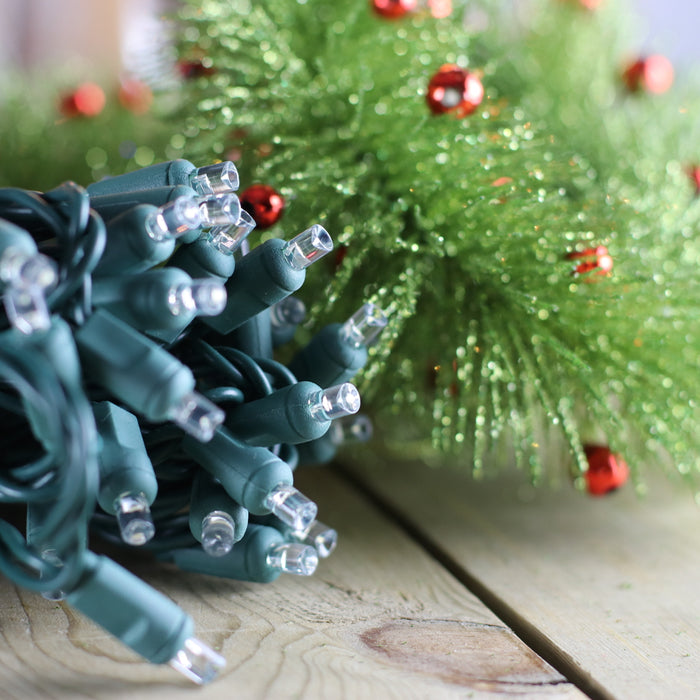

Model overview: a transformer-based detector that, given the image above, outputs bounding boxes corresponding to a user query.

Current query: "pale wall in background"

[634,0,700,66]
[0,0,165,74]
[0,1,697,73]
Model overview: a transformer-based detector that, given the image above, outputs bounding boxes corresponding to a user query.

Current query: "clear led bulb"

[191,280,227,316]
[0,248,56,288]
[282,225,333,270]
[201,511,236,557]
[169,637,226,685]
[339,303,388,348]
[0,248,28,285]
[206,209,256,255]
[145,196,203,242]
[329,414,373,446]
[263,484,317,534]
[3,284,52,334]
[308,383,361,422]
[168,391,225,442]
[39,547,67,601]
[199,194,242,228]
[189,161,240,196]
[270,296,306,329]
[295,520,338,558]
[266,542,318,576]
[167,280,227,317]
[0,250,60,334]
[114,492,155,546]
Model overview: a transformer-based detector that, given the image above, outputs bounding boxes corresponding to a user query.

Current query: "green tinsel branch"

[0,0,699,486]
[169,0,700,483]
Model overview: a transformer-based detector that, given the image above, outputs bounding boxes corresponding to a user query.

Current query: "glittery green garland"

[166,0,700,484]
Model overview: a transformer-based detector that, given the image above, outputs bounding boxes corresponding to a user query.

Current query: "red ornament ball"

[566,245,613,280]
[371,0,418,18]
[559,0,603,9]
[583,445,629,496]
[622,55,674,94]
[240,184,285,229]
[118,78,153,114]
[333,245,349,271]
[426,64,484,118]
[687,165,700,195]
[427,0,452,17]
[59,82,106,118]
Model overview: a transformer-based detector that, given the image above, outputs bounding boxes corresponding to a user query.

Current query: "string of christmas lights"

[0,158,386,683]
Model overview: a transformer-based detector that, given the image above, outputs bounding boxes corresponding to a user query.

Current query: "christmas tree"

[168,0,700,486]
[2,0,700,489]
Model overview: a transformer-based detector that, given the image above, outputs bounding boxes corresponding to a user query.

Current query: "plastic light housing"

[308,383,361,422]
[270,296,306,328]
[206,209,256,255]
[190,280,228,316]
[198,194,242,228]
[3,284,52,334]
[168,636,226,685]
[145,196,202,242]
[263,484,317,533]
[0,247,29,284]
[339,303,388,348]
[167,280,227,317]
[39,548,67,601]
[0,248,57,288]
[168,391,225,442]
[190,161,240,196]
[0,249,58,333]
[299,520,338,558]
[201,510,236,557]
[282,225,333,270]
[115,492,155,546]
[329,414,374,445]
[266,542,318,576]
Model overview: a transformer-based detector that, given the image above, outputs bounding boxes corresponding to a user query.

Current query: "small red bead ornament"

[566,245,613,279]
[622,55,674,94]
[177,59,216,80]
[371,0,418,18]
[240,184,285,229]
[59,82,106,118]
[426,64,484,118]
[583,445,629,496]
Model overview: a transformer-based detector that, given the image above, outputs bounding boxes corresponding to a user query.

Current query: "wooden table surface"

[1,453,699,699]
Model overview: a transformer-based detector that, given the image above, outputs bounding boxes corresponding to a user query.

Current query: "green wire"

[214,346,274,398]
[0,332,98,594]
[204,386,246,404]
[254,356,298,389]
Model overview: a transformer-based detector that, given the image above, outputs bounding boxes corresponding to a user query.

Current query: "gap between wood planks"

[333,461,613,700]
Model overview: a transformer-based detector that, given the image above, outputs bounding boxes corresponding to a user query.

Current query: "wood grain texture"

[0,469,583,700]
[348,455,700,700]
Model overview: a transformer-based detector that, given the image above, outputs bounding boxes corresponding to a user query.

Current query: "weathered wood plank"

[347,455,700,699]
[0,469,583,699]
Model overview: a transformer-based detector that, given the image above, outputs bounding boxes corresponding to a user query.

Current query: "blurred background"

[0,0,697,76]
[635,0,700,66]
[0,0,172,78]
